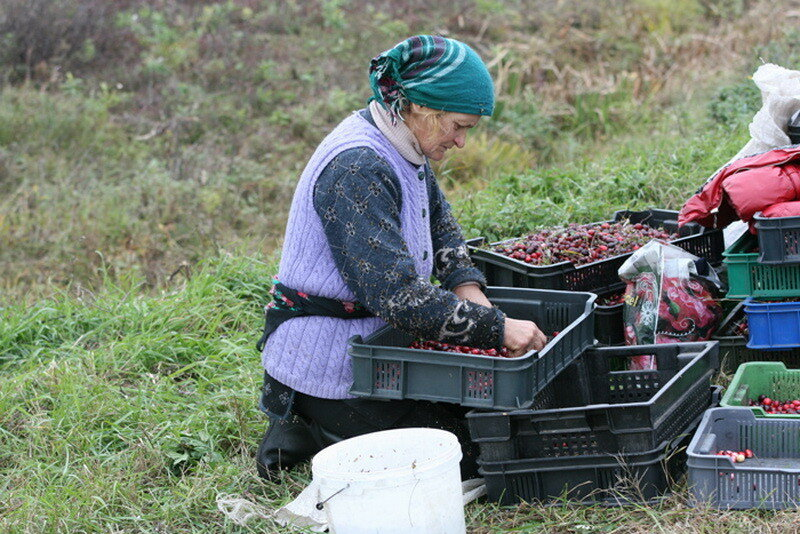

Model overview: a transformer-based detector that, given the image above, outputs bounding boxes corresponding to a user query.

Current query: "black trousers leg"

[292,392,480,479]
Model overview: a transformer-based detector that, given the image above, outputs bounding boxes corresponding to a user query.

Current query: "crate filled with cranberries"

[721,361,800,418]
[348,287,595,411]
[467,208,723,294]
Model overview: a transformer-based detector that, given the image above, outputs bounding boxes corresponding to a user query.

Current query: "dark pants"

[257,373,479,480]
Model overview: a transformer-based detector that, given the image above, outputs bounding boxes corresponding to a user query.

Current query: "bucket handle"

[316,484,350,510]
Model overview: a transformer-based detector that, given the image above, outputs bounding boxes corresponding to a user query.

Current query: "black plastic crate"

[754,212,800,264]
[348,287,595,410]
[595,286,626,345]
[466,342,718,461]
[479,414,702,505]
[467,209,724,294]
[712,301,800,374]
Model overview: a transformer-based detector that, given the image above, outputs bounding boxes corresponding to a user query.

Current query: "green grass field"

[3,1,800,532]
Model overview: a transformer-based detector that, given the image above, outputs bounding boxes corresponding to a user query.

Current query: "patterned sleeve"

[313,147,504,348]
[425,165,488,290]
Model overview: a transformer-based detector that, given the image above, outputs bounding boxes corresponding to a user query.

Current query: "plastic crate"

[467,209,724,294]
[594,287,625,345]
[744,297,800,349]
[687,407,800,509]
[720,362,800,418]
[754,211,800,264]
[479,412,703,505]
[712,301,800,374]
[348,287,595,410]
[466,342,719,461]
[723,232,800,298]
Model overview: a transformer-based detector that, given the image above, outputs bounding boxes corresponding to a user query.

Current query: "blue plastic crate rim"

[743,297,800,350]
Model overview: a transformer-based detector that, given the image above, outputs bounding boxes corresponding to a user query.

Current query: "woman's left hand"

[453,282,492,308]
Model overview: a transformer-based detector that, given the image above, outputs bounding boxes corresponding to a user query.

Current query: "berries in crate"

[348,287,595,410]
[720,361,800,419]
[467,209,723,294]
[687,407,800,509]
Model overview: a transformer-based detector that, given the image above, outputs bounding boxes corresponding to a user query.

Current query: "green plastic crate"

[724,232,800,298]
[720,362,800,418]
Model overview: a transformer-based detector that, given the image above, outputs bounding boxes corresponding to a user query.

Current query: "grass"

[3,0,800,531]
[3,254,800,533]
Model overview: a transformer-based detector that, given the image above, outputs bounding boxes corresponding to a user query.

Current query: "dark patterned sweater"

[312,109,504,347]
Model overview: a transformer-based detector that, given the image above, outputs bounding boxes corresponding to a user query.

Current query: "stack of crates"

[348,208,730,505]
[714,213,800,372]
[466,343,719,504]
[462,209,725,504]
[685,213,800,509]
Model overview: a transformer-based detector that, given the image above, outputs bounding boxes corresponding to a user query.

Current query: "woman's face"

[405,105,481,161]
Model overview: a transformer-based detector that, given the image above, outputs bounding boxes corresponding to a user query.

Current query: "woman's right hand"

[503,317,547,358]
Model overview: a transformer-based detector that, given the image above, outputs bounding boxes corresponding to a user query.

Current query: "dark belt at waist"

[255,279,374,352]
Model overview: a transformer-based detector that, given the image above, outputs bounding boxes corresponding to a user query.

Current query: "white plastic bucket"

[311,427,465,534]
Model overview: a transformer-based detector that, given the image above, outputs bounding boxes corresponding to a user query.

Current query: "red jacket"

[679,146,800,228]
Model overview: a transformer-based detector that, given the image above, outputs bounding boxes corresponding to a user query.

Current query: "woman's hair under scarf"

[368,35,495,123]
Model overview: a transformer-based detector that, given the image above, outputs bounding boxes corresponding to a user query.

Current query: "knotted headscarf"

[368,35,495,123]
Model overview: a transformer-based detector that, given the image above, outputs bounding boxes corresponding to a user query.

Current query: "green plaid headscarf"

[369,35,495,122]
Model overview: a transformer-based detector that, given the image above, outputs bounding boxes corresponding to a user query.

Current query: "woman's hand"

[503,317,547,358]
[452,283,546,356]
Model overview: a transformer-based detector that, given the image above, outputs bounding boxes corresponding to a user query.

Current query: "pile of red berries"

[748,394,800,414]
[598,291,625,306]
[409,340,512,358]
[732,316,749,337]
[715,449,754,463]
[493,220,677,267]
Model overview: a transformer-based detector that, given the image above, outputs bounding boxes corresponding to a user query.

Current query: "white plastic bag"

[706,64,800,247]
[730,63,800,161]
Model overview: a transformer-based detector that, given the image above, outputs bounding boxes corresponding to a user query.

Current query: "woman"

[256,35,545,479]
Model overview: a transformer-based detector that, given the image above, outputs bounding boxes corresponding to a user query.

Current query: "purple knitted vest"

[262,112,433,399]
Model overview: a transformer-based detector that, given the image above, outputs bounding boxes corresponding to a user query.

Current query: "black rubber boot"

[256,416,322,479]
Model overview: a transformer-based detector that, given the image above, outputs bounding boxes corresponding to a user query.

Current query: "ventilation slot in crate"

[373,361,402,391]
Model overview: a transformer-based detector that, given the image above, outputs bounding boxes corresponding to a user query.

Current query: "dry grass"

[1,1,797,301]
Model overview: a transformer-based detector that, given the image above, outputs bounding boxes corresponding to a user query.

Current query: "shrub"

[0,0,140,84]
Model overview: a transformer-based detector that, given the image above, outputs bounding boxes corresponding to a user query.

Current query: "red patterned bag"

[619,240,723,370]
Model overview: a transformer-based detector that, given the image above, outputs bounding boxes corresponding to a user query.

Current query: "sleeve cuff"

[441,267,487,291]
[489,306,506,350]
